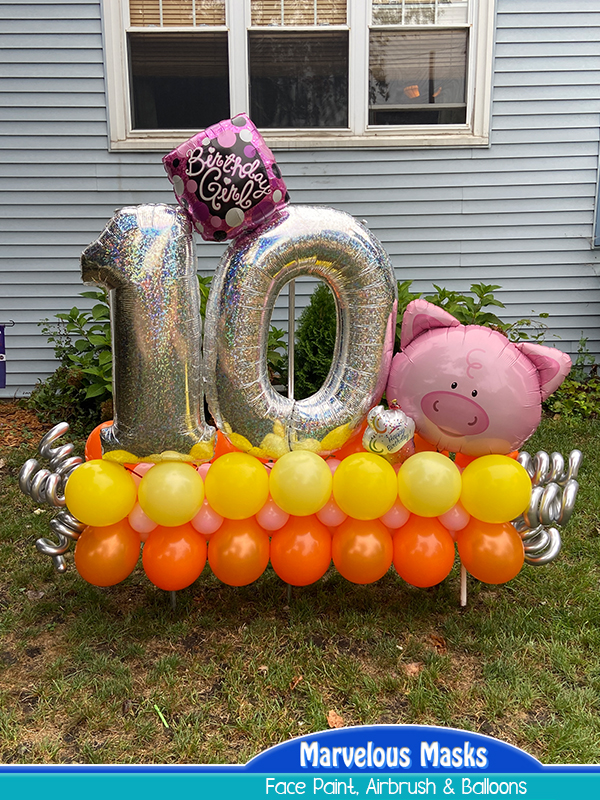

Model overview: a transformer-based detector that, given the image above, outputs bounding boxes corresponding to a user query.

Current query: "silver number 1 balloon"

[81,204,214,460]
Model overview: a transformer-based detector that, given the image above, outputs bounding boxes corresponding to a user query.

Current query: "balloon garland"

[18,115,581,597]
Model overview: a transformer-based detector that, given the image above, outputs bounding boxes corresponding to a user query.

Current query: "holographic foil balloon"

[163,114,288,242]
[203,205,397,458]
[81,204,214,460]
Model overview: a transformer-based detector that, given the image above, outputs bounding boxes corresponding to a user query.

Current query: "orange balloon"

[208,518,270,586]
[74,519,140,587]
[212,430,240,459]
[335,419,369,459]
[84,420,113,461]
[142,523,207,591]
[454,451,476,469]
[456,519,524,584]
[392,515,455,588]
[270,515,331,586]
[332,518,393,585]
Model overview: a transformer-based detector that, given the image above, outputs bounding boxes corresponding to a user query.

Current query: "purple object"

[163,114,288,242]
[0,325,6,389]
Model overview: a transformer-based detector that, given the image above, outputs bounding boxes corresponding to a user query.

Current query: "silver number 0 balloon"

[81,204,214,459]
[203,205,398,457]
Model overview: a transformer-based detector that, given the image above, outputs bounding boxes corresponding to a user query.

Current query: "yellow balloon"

[460,455,532,523]
[397,452,462,518]
[138,462,204,527]
[65,460,137,527]
[333,453,397,520]
[269,450,332,516]
[205,452,269,520]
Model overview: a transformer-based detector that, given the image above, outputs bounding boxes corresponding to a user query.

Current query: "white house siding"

[0,0,599,397]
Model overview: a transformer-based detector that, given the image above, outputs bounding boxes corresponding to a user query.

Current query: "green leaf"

[85,383,109,399]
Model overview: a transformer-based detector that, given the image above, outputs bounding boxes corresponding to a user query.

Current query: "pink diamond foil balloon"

[386,299,572,457]
[163,114,288,242]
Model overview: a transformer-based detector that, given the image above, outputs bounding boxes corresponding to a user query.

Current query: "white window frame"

[101,0,496,151]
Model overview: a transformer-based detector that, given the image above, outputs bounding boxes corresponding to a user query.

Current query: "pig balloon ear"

[515,341,572,401]
[401,299,460,350]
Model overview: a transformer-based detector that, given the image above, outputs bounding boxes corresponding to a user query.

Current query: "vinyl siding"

[0,0,599,397]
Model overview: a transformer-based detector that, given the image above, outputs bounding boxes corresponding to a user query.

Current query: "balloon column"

[18,115,580,597]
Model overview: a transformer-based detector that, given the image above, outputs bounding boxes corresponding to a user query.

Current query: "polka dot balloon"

[163,114,289,242]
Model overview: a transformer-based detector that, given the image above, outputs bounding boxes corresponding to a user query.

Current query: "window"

[102,0,495,150]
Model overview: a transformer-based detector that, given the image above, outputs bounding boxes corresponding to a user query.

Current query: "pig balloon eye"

[451,382,458,389]
[472,389,478,397]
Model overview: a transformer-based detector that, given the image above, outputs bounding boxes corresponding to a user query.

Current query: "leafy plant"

[543,337,599,419]
[28,289,112,429]
[397,281,549,346]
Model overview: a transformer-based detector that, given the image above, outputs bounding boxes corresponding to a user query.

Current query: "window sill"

[109,127,490,152]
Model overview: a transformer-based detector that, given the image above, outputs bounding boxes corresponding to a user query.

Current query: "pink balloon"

[327,458,341,475]
[316,497,347,527]
[129,502,158,535]
[197,462,211,480]
[379,499,410,530]
[386,299,572,457]
[191,498,224,536]
[128,462,154,487]
[438,502,471,532]
[256,496,289,532]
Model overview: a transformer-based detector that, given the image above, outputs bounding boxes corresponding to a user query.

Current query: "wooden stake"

[460,564,467,607]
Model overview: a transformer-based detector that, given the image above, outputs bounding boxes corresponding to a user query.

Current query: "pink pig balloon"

[386,300,571,457]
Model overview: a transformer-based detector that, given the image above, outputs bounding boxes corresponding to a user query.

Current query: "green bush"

[27,289,112,431]
[543,338,600,420]
[294,283,337,400]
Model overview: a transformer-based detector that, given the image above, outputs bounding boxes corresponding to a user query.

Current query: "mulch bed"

[0,401,50,448]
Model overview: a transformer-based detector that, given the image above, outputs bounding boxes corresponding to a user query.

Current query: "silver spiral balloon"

[513,449,582,566]
[18,423,86,573]
[204,205,397,457]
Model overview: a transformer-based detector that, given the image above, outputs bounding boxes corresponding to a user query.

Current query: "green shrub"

[27,289,112,431]
[543,338,600,420]
[294,283,337,400]
[396,281,548,349]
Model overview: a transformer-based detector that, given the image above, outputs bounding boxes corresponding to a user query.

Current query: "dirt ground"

[0,400,50,448]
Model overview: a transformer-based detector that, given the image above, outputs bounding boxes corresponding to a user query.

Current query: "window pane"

[372,0,468,26]
[369,29,467,125]
[249,31,348,128]
[129,0,226,27]
[251,0,347,26]
[129,32,230,129]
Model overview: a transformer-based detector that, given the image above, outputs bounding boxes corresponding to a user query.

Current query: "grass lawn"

[1,417,599,765]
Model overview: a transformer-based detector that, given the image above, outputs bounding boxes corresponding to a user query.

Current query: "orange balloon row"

[74,511,525,592]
